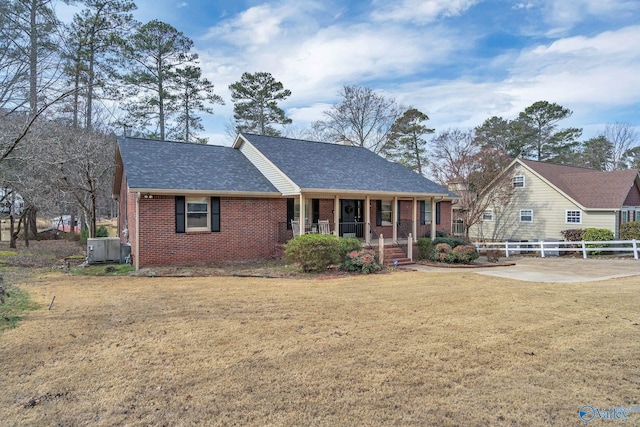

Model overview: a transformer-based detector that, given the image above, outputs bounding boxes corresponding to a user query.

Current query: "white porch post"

[431,197,437,240]
[412,197,418,242]
[299,194,306,236]
[392,196,398,242]
[365,195,371,244]
[333,196,340,237]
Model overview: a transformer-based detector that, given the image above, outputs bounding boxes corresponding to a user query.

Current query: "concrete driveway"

[410,256,640,283]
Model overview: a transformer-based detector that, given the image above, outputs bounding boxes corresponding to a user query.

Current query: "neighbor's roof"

[116,137,278,193]
[519,158,640,209]
[241,133,455,196]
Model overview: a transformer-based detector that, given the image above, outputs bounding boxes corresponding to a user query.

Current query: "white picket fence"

[474,239,640,260]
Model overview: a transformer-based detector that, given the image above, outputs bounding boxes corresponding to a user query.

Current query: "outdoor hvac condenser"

[87,237,121,263]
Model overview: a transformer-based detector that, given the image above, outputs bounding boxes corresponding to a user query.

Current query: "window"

[622,209,629,224]
[519,209,533,223]
[513,175,525,188]
[566,210,581,224]
[187,197,209,231]
[381,200,392,225]
[482,209,494,221]
[175,196,220,233]
[420,201,432,224]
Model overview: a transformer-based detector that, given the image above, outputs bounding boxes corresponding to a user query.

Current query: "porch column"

[393,196,398,242]
[365,195,371,244]
[412,197,418,242]
[299,194,306,236]
[333,196,340,237]
[431,197,437,240]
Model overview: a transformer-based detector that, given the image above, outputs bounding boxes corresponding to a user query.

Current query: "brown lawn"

[1,270,639,426]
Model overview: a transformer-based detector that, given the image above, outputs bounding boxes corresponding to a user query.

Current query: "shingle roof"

[117,137,278,193]
[520,159,640,209]
[242,133,454,196]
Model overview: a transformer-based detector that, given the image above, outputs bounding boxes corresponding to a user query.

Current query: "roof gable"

[240,133,454,196]
[116,137,278,193]
[519,158,640,209]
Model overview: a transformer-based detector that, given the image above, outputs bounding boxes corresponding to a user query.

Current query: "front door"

[340,199,364,238]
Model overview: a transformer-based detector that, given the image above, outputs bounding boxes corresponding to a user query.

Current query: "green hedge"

[582,228,614,255]
[337,238,362,261]
[417,238,432,260]
[620,221,640,240]
[285,234,341,272]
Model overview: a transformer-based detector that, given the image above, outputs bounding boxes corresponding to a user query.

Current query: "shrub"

[337,238,362,261]
[79,228,89,245]
[285,234,340,272]
[432,236,468,249]
[342,250,381,274]
[416,238,432,260]
[451,245,479,264]
[582,228,614,255]
[430,242,479,264]
[96,226,110,237]
[620,221,640,240]
[560,229,583,241]
[435,230,449,238]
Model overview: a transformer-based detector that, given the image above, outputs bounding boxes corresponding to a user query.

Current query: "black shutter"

[420,201,425,225]
[211,197,220,232]
[376,200,382,226]
[436,202,441,225]
[175,196,185,233]
[312,199,320,225]
[286,199,294,229]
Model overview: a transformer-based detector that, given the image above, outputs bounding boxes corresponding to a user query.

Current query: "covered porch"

[277,193,446,244]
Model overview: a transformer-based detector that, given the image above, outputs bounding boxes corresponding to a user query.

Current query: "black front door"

[340,199,363,238]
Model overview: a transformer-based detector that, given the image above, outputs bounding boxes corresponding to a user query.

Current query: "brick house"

[113,133,457,269]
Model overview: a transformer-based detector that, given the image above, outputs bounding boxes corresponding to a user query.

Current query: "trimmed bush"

[560,229,583,241]
[582,228,614,255]
[338,238,362,261]
[430,242,479,264]
[432,236,469,249]
[96,226,110,237]
[417,238,432,260]
[620,221,640,240]
[285,234,340,272]
[342,250,381,274]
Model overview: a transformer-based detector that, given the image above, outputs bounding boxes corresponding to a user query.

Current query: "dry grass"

[1,271,639,426]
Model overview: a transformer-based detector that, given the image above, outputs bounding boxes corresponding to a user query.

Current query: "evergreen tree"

[383,108,433,175]
[229,71,291,136]
[171,65,224,143]
[121,20,196,140]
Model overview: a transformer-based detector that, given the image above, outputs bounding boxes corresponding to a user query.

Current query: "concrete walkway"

[408,256,640,283]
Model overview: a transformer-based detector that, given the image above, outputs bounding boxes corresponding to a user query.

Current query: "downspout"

[135,192,140,270]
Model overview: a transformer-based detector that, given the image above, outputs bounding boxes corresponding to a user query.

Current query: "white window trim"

[565,210,582,224]
[519,209,533,223]
[186,196,210,232]
[482,209,494,221]
[513,175,525,188]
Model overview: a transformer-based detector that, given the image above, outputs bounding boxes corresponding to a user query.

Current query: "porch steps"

[383,245,413,266]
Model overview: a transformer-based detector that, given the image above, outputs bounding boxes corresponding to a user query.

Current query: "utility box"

[542,239,560,256]
[87,237,121,263]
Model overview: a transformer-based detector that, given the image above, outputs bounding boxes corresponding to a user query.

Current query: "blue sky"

[56,0,640,146]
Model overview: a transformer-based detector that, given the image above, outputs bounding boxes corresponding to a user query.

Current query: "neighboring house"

[469,158,640,242]
[113,133,457,269]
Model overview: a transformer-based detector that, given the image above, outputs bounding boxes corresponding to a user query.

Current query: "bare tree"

[430,129,513,237]
[313,85,402,154]
[603,123,639,170]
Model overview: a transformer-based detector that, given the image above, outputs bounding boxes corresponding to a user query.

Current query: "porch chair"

[318,220,331,235]
[291,220,300,237]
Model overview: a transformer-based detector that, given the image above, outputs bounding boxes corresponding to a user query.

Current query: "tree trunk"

[9,214,16,249]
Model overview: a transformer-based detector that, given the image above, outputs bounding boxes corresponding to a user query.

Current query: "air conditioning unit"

[87,237,121,263]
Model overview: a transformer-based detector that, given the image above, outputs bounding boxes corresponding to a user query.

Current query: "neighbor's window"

[482,209,494,221]
[519,209,533,223]
[381,200,392,225]
[566,210,582,224]
[186,197,209,231]
[513,175,525,188]
[622,209,630,224]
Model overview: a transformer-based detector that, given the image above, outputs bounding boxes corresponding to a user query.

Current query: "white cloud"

[544,0,640,35]
[371,0,479,23]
